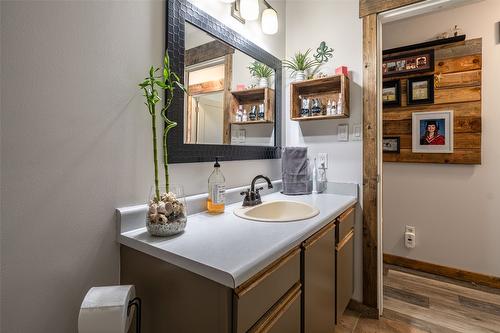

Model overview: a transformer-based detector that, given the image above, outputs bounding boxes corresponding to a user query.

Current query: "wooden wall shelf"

[229,87,275,124]
[290,75,350,121]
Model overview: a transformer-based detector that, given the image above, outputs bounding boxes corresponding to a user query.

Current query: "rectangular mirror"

[166,0,282,163]
[184,23,275,147]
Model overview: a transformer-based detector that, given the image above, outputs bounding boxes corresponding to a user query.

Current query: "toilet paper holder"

[127,297,142,333]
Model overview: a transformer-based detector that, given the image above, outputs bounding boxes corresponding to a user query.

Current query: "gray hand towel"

[282,147,312,195]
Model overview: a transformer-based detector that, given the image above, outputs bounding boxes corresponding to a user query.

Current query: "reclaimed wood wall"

[383,38,482,164]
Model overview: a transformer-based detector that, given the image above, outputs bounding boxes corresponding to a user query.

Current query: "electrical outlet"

[405,225,416,248]
[405,225,416,234]
[318,153,328,169]
[405,232,416,248]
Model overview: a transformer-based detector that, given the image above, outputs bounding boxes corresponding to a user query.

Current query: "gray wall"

[382,0,500,277]
[0,0,285,331]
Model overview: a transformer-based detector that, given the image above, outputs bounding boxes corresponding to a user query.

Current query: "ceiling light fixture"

[240,0,260,21]
[261,4,278,35]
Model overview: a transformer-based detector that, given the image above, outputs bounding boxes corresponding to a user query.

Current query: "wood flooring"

[336,265,500,332]
[383,264,500,332]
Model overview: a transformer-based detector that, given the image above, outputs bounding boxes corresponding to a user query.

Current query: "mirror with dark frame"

[166,0,282,163]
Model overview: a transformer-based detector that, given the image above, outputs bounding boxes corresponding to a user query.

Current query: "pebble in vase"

[146,185,187,237]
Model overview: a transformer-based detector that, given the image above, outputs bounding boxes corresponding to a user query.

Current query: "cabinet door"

[302,222,336,333]
[336,228,354,322]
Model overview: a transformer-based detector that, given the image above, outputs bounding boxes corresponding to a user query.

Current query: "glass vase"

[146,185,187,237]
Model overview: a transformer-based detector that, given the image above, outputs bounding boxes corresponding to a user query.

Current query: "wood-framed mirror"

[166,0,282,163]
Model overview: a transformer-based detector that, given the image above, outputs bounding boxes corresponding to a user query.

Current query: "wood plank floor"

[336,309,429,332]
[383,264,500,333]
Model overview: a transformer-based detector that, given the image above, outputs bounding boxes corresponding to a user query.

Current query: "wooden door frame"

[359,0,426,314]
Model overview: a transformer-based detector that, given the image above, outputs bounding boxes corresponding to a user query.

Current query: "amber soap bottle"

[207,157,226,213]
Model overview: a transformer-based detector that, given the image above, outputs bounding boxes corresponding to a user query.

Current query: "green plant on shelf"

[248,61,274,79]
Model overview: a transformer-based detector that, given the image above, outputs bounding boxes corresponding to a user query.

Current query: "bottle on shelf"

[258,103,265,120]
[337,94,343,115]
[242,109,248,122]
[207,157,226,214]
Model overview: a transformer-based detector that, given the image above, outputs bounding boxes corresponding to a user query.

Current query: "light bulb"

[240,0,259,21]
[261,8,278,35]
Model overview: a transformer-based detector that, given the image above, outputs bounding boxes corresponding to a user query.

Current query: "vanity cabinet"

[302,222,336,333]
[120,206,355,333]
[335,206,355,323]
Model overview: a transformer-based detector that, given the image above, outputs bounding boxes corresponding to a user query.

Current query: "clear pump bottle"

[207,157,226,214]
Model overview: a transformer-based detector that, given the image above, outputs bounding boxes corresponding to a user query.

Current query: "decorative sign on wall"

[383,49,434,78]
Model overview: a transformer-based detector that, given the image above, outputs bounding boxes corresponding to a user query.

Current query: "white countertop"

[118,185,357,289]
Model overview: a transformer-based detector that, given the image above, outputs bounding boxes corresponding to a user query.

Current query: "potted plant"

[283,49,318,81]
[283,41,334,81]
[139,51,187,237]
[248,61,274,88]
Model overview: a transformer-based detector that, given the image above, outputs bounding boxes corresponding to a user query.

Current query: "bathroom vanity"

[117,183,357,333]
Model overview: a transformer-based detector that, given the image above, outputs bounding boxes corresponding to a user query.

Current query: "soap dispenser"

[207,157,226,214]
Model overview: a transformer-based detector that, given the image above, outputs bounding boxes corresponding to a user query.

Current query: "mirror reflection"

[184,23,275,146]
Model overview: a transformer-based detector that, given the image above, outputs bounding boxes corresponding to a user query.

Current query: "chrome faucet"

[240,175,274,207]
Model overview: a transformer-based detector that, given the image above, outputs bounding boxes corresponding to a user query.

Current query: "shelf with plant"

[139,51,187,237]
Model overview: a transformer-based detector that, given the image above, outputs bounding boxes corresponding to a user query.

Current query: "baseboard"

[347,299,379,319]
[384,253,500,290]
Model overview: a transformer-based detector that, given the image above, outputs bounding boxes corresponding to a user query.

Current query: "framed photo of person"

[412,110,453,153]
[382,49,434,78]
[407,75,434,105]
[383,137,400,153]
[383,80,401,107]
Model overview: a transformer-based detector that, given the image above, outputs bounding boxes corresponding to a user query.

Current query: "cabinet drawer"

[233,248,301,333]
[248,283,301,333]
[337,206,355,243]
[336,229,354,322]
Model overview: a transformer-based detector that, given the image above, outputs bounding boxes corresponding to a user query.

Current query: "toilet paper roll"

[78,285,135,333]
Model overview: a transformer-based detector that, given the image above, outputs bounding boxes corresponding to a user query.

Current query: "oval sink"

[234,200,320,222]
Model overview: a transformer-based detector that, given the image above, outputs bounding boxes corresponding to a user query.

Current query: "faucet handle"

[240,189,250,196]
[255,187,264,193]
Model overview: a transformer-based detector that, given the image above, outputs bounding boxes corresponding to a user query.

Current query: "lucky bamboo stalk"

[140,51,185,201]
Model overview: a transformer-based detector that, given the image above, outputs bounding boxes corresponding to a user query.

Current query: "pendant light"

[240,0,259,21]
[261,7,278,35]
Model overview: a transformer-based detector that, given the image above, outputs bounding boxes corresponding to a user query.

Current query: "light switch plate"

[238,129,246,143]
[352,124,362,141]
[338,124,349,142]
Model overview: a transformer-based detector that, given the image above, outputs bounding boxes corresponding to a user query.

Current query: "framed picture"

[383,80,401,107]
[407,75,434,105]
[383,49,434,78]
[412,110,453,153]
[383,137,400,153]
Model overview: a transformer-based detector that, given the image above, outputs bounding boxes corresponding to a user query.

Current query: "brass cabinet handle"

[336,229,354,251]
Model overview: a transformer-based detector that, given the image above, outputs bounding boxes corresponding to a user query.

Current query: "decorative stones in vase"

[146,185,187,237]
